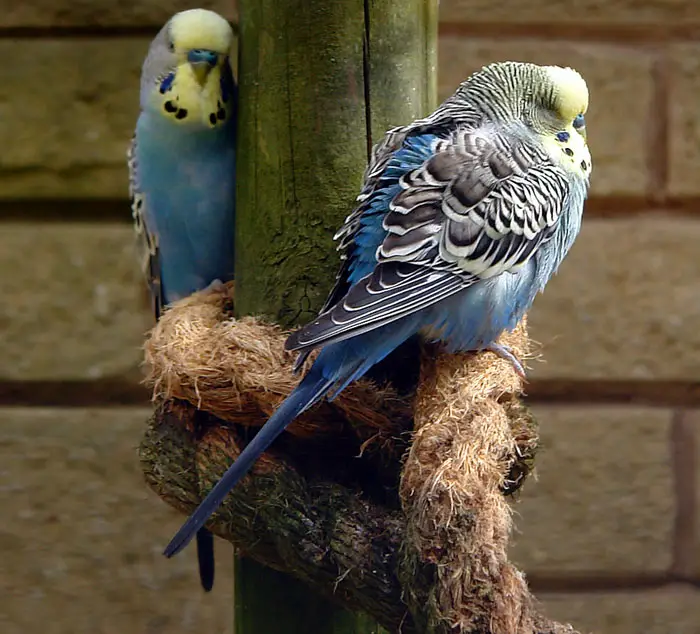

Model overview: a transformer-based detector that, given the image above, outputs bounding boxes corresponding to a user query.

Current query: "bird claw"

[485,343,527,380]
[203,278,226,293]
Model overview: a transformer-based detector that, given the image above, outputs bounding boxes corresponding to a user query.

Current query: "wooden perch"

[139,285,580,634]
[141,403,412,630]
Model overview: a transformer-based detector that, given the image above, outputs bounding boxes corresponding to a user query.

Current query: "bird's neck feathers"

[147,61,233,131]
[536,174,587,290]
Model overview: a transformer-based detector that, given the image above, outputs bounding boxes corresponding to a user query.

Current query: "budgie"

[128,8,237,591]
[163,61,592,559]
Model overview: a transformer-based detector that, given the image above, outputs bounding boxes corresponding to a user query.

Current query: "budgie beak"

[187,49,219,84]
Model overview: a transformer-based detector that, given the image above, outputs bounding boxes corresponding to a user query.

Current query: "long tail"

[196,528,215,592]
[163,370,333,558]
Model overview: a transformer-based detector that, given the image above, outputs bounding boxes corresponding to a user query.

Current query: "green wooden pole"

[365,0,439,144]
[234,557,388,634]
[233,0,437,631]
[234,0,368,323]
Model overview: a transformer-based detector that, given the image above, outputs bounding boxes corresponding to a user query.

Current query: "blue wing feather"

[347,133,440,284]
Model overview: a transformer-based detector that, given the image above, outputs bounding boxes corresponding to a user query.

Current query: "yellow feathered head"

[139,9,236,129]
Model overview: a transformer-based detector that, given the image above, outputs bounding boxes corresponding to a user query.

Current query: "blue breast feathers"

[135,109,237,304]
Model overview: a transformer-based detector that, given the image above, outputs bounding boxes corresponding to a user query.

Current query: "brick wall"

[2,1,699,632]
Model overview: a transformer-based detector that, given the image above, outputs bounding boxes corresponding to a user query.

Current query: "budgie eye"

[573,113,585,130]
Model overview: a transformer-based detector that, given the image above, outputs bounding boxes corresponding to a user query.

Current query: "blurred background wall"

[1,0,699,632]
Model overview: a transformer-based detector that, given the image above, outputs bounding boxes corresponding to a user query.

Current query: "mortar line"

[4,197,700,224]
[0,23,240,38]
[670,409,698,579]
[528,573,700,593]
[524,380,700,408]
[438,22,700,44]
[0,22,693,44]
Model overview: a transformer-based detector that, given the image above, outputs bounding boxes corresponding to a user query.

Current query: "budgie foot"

[204,279,226,293]
[485,343,527,380]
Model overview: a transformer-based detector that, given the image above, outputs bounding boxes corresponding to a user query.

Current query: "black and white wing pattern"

[290,114,460,371]
[287,126,572,353]
[289,125,417,372]
[128,135,164,320]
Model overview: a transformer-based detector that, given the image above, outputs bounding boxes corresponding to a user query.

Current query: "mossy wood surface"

[365,0,438,147]
[235,0,367,327]
[235,558,390,634]
[232,0,437,631]
[141,406,413,632]
[235,0,438,329]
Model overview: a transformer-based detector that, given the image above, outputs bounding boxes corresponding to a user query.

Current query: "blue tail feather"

[322,314,422,400]
[165,299,423,558]
[163,370,334,558]
[195,528,215,591]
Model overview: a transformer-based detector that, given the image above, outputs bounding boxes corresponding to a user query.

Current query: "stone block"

[0,0,235,28]
[668,44,700,197]
[510,406,674,573]
[440,0,700,27]
[528,216,700,379]
[0,407,233,634]
[540,587,700,634]
[0,222,150,379]
[439,37,654,197]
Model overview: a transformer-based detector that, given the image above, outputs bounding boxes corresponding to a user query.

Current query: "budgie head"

[140,9,235,129]
[456,61,591,178]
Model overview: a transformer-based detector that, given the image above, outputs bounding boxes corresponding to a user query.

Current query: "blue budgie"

[128,8,237,591]
[163,61,592,559]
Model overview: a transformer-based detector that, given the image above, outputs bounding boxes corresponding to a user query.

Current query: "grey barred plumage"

[290,60,590,357]
[127,135,164,318]
[334,60,588,273]
[383,128,570,279]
